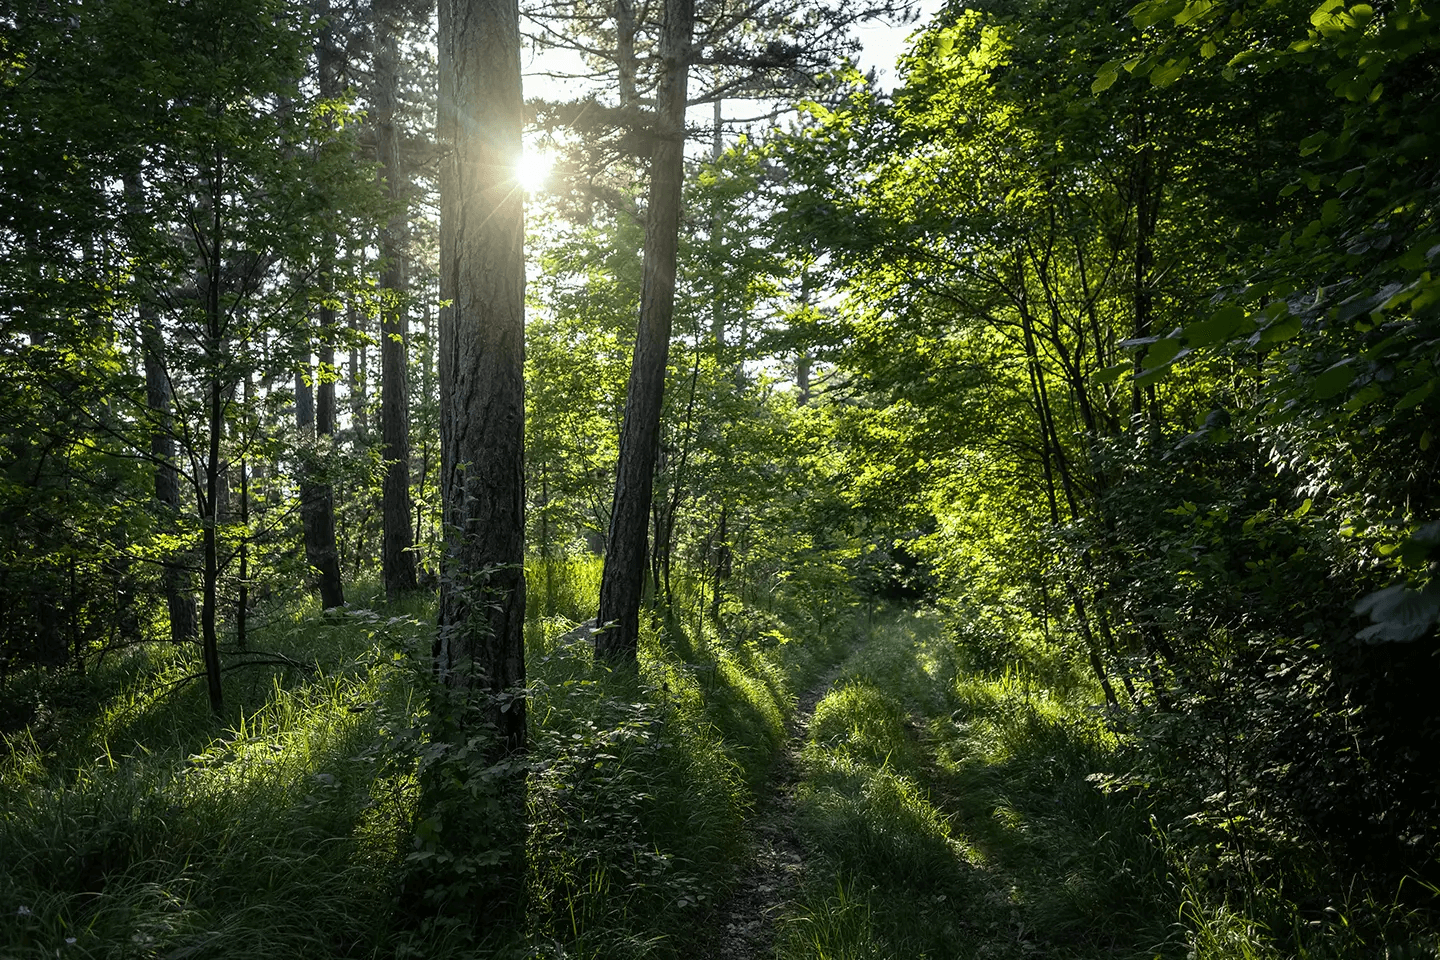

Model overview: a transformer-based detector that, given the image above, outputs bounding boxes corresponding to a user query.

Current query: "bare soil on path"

[698,665,847,960]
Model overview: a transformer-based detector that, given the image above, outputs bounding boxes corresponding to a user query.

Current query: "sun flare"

[517,148,554,195]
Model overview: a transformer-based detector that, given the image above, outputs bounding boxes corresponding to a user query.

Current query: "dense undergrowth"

[0,558,861,959]
[777,610,1440,960]
[5,561,1438,959]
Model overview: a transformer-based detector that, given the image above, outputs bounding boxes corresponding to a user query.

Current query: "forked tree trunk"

[596,0,694,661]
[375,0,418,598]
[436,0,527,754]
[1020,293,1118,709]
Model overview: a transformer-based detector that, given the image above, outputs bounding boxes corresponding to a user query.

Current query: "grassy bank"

[0,586,429,958]
[776,609,1440,960]
[0,559,865,959]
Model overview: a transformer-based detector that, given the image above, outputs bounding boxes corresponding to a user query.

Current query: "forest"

[1,0,1438,956]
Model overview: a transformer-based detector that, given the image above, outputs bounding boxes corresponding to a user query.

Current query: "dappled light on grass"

[0,594,430,959]
[777,609,1182,960]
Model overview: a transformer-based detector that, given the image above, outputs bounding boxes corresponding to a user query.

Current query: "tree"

[373,0,421,598]
[296,0,349,612]
[436,0,528,751]
[594,0,695,659]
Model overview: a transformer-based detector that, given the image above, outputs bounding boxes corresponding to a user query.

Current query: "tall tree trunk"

[126,174,198,645]
[350,302,370,436]
[436,0,527,753]
[297,356,345,609]
[615,0,638,111]
[236,372,252,650]
[596,0,694,661]
[376,0,418,598]
[200,183,225,715]
[1130,114,1160,422]
[540,460,555,616]
[796,267,813,404]
[710,503,729,622]
[710,92,725,348]
[1019,282,1118,709]
[298,3,346,610]
[419,296,435,558]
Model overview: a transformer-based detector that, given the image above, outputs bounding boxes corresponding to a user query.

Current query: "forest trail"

[724,609,1185,960]
[699,656,853,960]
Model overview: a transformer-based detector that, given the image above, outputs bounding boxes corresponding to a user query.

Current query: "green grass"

[0,590,428,959]
[519,555,847,958]
[778,609,1182,960]
[10,574,1438,960]
[0,558,865,959]
[775,608,1440,960]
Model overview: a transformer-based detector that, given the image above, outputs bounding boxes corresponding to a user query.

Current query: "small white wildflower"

[17,905,31,916]
[66,938,77,945]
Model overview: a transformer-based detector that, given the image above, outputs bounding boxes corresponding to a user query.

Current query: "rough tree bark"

[349,302,369,436]
[615,0,639,110]
[199,174,226,715]
[375,0,418,598]
[595,0,694,661]
[436,0,527,753]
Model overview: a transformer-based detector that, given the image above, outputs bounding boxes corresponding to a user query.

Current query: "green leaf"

[1134,362,1177,388]
[1150,58,1190,87]
[1311,362,1355,399]
[1093,361,1132,384]
[1394,379,1434,411]
[1345,384,1384,413]
[1185,304,1249,346]
[1142,337,1183,369]
[1355,583,1440,643]
[1132,0,1186,27]
[1299,131,1329,156]
[1174,0,1215,24]
[1092,67,1119,94]
[1309,0,1344,25]
[1258,313,1302,344]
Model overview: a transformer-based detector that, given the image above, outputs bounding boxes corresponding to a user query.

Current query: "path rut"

[699,666,845,960]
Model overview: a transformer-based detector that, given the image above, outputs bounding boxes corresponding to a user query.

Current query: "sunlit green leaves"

[1149,57,1191,86]
[1255,311,1302,345]
[1092,63,1121,93]
[1130,0,1186,28]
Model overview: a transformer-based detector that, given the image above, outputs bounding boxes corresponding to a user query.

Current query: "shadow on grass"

[779,609,1184,960]
[1,692,415,958]
[0,596,430,959]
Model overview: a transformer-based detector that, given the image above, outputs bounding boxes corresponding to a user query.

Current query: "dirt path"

[700,666,846,960]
